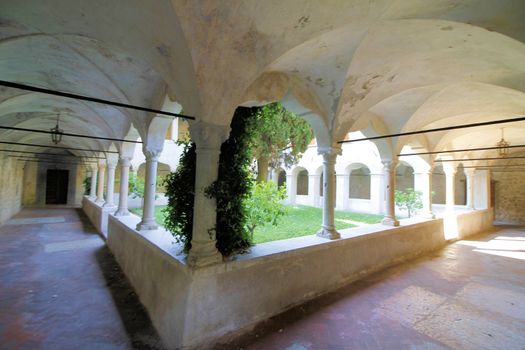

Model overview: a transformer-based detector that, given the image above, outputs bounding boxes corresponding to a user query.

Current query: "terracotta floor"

[0,208,163,350]
[219,225,525,350]
[1,209,525,350]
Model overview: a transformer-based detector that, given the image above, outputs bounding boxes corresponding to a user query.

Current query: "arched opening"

[296,169,309,196]
[396,162,414,192]
[349,165,371,200]
[276,168,286,188]
[432,165,446,204]
[455,164,467,206]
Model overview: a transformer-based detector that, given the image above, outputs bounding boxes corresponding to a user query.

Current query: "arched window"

[396,163,414,192]
[350,166,371,199]
[297,169,309,195]
[277,170,286,188]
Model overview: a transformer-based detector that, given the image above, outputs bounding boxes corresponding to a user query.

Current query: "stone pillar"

[115,156,131,216]
[95,163,106,204]
[187,122,230,267]
[381,161,399,226]
[417,170,435,218]
[136,150,160,231]
[317,147,341,239]
[336,173,349,211]
[270,169,279,184]
[465,168,476,210]
[89,165,98,199]
[444,164,457,212]
[103,161,117,208]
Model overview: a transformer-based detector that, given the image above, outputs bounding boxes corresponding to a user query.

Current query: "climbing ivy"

[163,141,196,251]
[206,107,256,255]
[163,106,287,256]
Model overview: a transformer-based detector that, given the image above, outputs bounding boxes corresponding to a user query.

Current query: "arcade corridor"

[0,209,524,349]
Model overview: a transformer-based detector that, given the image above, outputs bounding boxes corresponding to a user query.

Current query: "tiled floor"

[220,225,525,350]
[1,209,524,350]
[0,208,163,350]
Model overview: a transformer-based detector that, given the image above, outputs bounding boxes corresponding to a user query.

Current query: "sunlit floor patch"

[44,238,103,253]
[6,217,66,225]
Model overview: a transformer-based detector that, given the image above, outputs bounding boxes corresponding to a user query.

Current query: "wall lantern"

[50,113,63,144]
[496,128,510,158]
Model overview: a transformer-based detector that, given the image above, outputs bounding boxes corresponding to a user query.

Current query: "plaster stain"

[441,26,454,31]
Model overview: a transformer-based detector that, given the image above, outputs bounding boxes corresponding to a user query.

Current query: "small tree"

[244,181,287,239]
[395,188,423,218]
[128,172,145,198]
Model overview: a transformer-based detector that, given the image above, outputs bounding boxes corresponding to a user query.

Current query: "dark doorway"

[46,169,69,204]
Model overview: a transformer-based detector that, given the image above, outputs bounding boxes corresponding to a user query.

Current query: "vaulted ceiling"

[1,0,524,164]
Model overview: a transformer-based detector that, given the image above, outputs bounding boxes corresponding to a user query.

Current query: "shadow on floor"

[95,245,166,350]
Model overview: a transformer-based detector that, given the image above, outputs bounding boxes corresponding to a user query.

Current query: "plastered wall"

[0,156,24,225]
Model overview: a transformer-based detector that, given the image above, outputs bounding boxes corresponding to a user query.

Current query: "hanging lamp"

[50,113,63,144]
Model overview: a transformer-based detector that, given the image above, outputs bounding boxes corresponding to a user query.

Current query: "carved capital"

[189,121,230,150]
[119,156,132,168]
[98,163,107,171]
[382,160,397,172]
[143,149,161,162]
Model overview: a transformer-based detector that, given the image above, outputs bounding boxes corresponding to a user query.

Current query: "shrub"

[244,181,287,239]
[395,188,423,218]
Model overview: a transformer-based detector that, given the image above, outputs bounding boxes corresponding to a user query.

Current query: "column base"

[95,199,105,205]
[187,240,223,268]
[316,227,341,240]
[103,203,117,209]
[381,217,400,226]
[114,209,130,217]
[136,220,158,231]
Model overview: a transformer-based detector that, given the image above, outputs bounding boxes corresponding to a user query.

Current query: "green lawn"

[130,205,382,244]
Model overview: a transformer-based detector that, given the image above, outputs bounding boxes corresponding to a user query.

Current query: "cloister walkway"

[1,209,524,349]
[221,225,525,349]
[0,208,163,349]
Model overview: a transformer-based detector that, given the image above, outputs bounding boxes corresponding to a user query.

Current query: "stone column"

[317,147,341,239]
[444,165,457,212]
[465,168,476,210]
[103,161,117,208]
[381,161,399,226]
[95,163,106,204]
[136,150,160,231]
[187,122,230,267]
[115,156,131,216]
[89,165,98,199]
[418,170,435,218]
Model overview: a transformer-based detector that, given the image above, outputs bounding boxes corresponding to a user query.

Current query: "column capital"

[98,163,107,170]
[464,168,476,177]
[382,160,397,171]
[189,121,230,150]
[119,156,132,167]
[317,146,342,157]
[143,149,161,162]
[107,161,117,170]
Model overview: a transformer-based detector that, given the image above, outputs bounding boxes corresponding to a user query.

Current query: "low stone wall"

[93,206,493,349]
[82,196,115,238]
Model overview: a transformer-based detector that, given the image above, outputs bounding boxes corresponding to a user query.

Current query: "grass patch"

[253,205,382,244]
[130,205,383,244]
